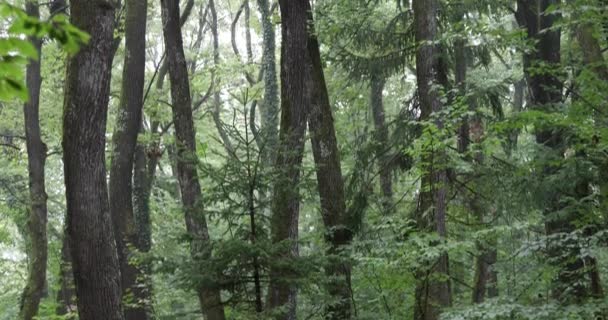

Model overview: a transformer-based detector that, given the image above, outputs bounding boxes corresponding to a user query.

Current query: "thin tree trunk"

[159,0,226,319]
[370,73,392,210]
[267,1,311,318]
[108,0,149,318]
[306,7,353,319]
[19,2,48,318]
[56,230,76,316]
[62,1,123,319]
[413,0,451,318]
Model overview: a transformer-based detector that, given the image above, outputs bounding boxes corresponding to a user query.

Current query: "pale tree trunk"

[267,1,312,319]
[159,0,226,319]
[62,1,123,319]
[257,0,280,162]
[19,2,48,319]
[108,0,150,318]
[413,0,452,318]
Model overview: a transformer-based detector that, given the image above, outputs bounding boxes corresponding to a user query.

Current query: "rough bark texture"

[56,230,77,316]
[516,0,592,303]
[306,8,353,319]
[257,0,280,162]
[108,0,150,318]
[160,1,226,319]
[370,74,393,210]
[19,2,48,319]
[62,1,123,319]
[413,0,452,318]
[267,1,312,319]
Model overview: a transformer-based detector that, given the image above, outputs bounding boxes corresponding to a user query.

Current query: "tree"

[61,1,123,319]
[306,5,353,318]
[18,2,47,319]
[108,0,150,318]
[412,0,452,319]
[159,0,226,319]
[267,1,312,318]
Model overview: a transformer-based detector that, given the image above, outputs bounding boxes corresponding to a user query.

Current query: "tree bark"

[306,7,353,319]
[257,0,280,162]
[62,1,123,319]
[267,1,312,319]
[413,0,452,318]
[19,2,48,319]
[370,73,392,210]
[108,0,149,318]
[56,229,76,316]
[159,0,226,319]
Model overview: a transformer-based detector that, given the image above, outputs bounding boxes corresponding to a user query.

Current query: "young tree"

[62,1,123,319]
[159,0,226,319]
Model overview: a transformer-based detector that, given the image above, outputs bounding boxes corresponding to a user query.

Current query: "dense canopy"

[1,0,608,319]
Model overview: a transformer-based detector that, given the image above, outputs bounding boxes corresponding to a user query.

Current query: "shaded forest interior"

[2,0,608,319]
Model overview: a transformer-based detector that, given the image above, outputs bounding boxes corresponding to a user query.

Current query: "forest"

[1,0,608,319]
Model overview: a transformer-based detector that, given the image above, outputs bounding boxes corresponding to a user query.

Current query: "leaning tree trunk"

[413,0,452,319]
[19,2,48,319]
[306,7,353,319]
[159,0,226,319]
[108,0,149,318]
[267,1,311,319]
[62,1,123,319]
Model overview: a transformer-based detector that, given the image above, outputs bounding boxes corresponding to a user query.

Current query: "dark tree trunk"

[108,0,149,318]
[62,1,123,319]
[56,229,76,316]
[516,0,593,303]
[370,73,393,210]
[267,1,312,319]
[19,3,48,319]
[306,7,353,319]
[413,0,451,318]
[159,0,226,319]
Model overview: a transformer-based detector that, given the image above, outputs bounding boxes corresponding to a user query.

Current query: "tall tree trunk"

[516,0,591,303]
[19,2,48,319]
[267,1,311,318]
[56,229,76,316]
[306,7,352,319]
[62,1,123,319]
[108,0,149,318]
[370,73,393,210]
[257,0,280,162]
[451,4,498,303]
[573,10,607,299]
[413,0,451,319]
[159,0,226,319]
